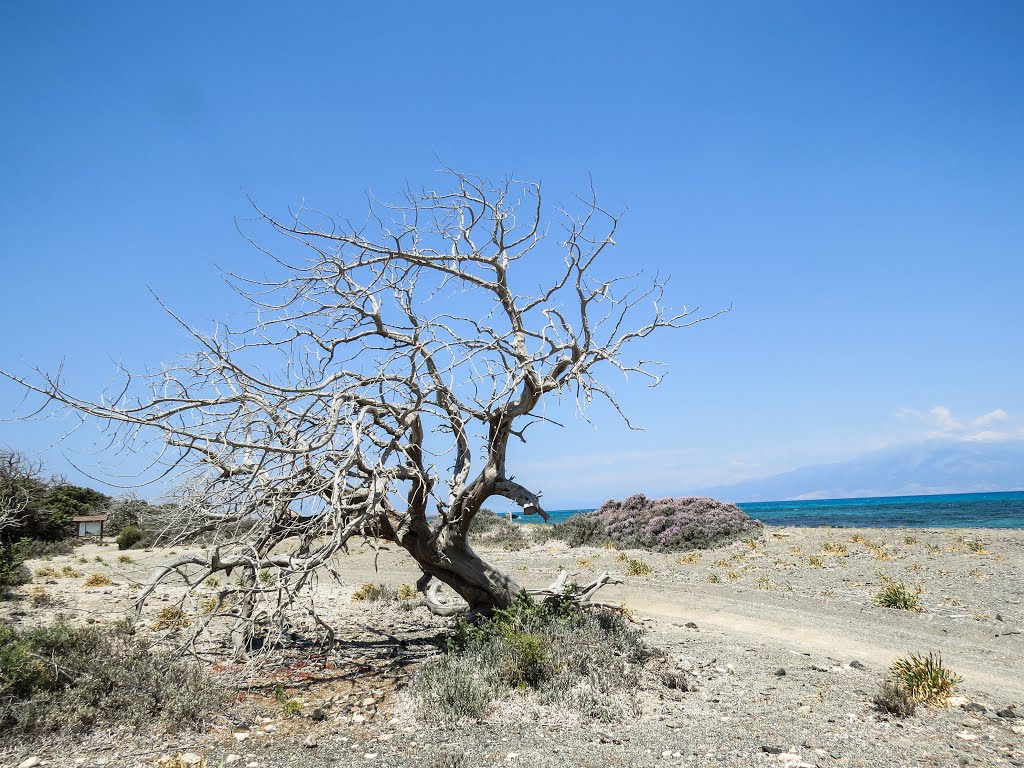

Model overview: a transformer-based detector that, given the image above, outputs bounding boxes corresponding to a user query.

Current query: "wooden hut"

[73,514,108,541]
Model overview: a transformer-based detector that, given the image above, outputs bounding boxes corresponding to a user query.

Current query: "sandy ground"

[2,525,1023,768]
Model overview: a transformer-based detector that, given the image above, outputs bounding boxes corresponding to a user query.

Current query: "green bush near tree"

[0,621,222,733]
[116,525,146,550]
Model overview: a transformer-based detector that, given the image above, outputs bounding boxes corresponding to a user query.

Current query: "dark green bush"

[0,621,222,733]
[0,539,31,596]
[117,525,146,550]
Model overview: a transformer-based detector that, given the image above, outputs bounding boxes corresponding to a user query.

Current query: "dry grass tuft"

[83,573,113,588]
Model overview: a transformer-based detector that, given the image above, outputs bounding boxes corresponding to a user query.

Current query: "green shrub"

[889,652,962,705]
[117,525,145,550]
[549,514,610,548]
[874,579,922,611]
[625,558,652,576]
[19,539,75,559]
[412,591,649,724]
[0,539,31,596]
[470,510,529,551]
[0,621,221,733]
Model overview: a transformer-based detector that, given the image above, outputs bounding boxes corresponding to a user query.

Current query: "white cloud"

[972,409,1008,427]
[928,405,962,431]
[962,430,1011,443]
[898,405,1018,443]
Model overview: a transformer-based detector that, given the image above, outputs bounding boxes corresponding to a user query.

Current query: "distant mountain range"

[698,439,1024,503]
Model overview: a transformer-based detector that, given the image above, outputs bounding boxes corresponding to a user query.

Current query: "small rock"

[964,702,988,713]
[997,706,1018,719]
[303,734,318,749]
[310,708,327,721]
[957,732,979,741]
[849,660,867,670]
[262,724,277,732]
[777,755,803,763]
[364,754,378,760]
[19,758,42,768]
[352,713,366,723]
[1012,725,1024,735]
[761,746,785,754]
[362,697,376,707]
[775,668,787,677]
[225,757,242,765]
[233,732,249,741]
[797,705,812,714]
[684,622,698,629]
[180,755,204,766]
[949,696,971,708]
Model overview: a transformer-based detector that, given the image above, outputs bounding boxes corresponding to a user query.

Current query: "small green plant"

[282,697,303,716]
[966,540,988,554]
[258,570,273,584]
[576,556,594,567]
[83,572,113,587]
[807,555,824,568]
[60,565,83,578]
[822,541,848,555]
[625,558,652,576]
[34,565,58,578]
[707,572,721,583]
[925,544,941,555]
[889,652,962,704]
[874,579,922,612]
[676,552,701,564]
[904,535,918,545]
[397,583,417,600]
[204,576,221,588]
[755,575,771,590]
[725,570,740,580]
[94,556,106,564]
[117,554,133,564]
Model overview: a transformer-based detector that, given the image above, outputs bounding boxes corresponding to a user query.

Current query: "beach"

[2,525,1022,768]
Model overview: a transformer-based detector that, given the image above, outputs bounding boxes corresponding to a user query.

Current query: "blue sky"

[1,2,1022,508]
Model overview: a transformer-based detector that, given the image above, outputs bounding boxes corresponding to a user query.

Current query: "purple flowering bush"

[559,493,761,552]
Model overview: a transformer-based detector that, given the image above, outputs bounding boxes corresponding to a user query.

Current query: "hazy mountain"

[698,439,1024,503]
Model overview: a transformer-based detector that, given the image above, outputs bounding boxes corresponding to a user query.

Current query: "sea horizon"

[536,489,1024,529]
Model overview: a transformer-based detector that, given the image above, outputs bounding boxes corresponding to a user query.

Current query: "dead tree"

[3,172,719,656]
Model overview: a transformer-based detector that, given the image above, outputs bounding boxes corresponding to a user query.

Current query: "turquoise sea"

[541,490,1024,529]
